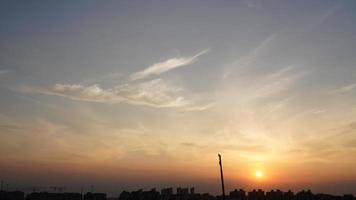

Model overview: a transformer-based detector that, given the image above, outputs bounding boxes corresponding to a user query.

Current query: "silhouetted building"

[84,193,106,200]
[176,188,188,196]
[342,195,355,200]
[229,189,246,200]
[0,191,25,200]
[119,191,131,200]
[295,190,313,200]
[4,187,355,200]
[119,189,159,200]
[199,193,215,200]
[266,190,282,200]
[142,189,160,200]
[161,188,173,200]
[315,193,337,200]
[117,188,355,200]
[63,193,82,200]
[176,188,189,200]
[248,190,265,200]
[26,192,62,200]
[25,192,81,200]
[161,188,173,196]
[189,188,194,196]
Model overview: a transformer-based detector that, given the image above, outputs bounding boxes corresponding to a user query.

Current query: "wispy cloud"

[0,69,11,75]
[310,4,341,29]
[183,103,215,112]
[328,82,356,94]
[30,79,189,108]
[180,142,269,153]
[25,49,213,110]
[222,33,279,80]
[287,121,356,162]
[340,83,356,92]
[236,66,306,101]
[130,49,209,81]
[243,0,260,8]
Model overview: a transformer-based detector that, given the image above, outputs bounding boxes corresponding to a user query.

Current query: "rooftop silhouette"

[1,188,355,200]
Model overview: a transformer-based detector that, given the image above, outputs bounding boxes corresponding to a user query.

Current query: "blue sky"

[1,0,356,195]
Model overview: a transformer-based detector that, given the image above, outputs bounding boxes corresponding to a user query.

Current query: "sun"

[255,170,263,178]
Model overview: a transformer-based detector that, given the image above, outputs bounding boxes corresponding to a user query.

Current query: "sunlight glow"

[255,170,263,178]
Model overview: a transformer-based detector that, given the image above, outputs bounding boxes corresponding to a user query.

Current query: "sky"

[1,0,356,196]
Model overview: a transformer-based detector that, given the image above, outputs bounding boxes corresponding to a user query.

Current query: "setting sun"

[255,170,263,178]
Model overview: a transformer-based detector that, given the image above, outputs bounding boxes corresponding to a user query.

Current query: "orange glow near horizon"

[255,170,263,178]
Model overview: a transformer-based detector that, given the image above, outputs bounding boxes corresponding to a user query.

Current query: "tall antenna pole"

[218,154,226,200]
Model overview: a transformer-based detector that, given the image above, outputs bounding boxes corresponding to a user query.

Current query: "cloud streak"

[340,83,356,92]
[32,79,189,108]
[180,142,269,153]
[221,32,279,80]
[183,103,215,112]
[130,49,209,81]
[24,49,213,110]
[0,69,11,75]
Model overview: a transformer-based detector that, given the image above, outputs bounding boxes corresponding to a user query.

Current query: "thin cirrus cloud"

[27,49,212,109]
[0,69,11,75]
[340,83,356,93]
[130,49,209,81]
[33,79,189,108]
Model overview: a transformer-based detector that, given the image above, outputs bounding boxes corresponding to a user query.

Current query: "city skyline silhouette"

[0,154,355,196]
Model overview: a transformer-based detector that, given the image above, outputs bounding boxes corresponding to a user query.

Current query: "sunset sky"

[1,0,356,196]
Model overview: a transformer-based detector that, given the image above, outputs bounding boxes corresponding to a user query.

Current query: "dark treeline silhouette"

[0,188,355,200]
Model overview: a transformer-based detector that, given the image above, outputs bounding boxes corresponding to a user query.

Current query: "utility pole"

[218,154,226,200]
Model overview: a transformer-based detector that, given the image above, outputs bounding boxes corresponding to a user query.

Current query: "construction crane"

[218,154,226,200]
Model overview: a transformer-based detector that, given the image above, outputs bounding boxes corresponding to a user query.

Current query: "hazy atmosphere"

[1,0,356,196]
